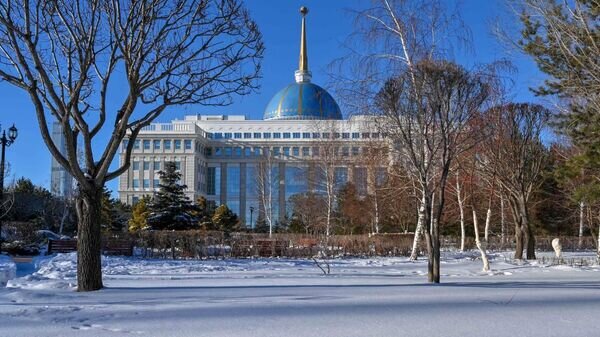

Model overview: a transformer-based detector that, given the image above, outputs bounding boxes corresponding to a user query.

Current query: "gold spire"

[299,6,309,72]
[295,6,311,83]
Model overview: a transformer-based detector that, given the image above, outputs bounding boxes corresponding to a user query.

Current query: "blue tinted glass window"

[283,132,290,139]
[174,140,182,149]
[254,133,262,139]
[244,132,252,139]
[293,133,301,139]
[273,132,281,139]
[143,140,150,149]
[342,133,350,139]
[184,140,192,150]
[153,140,161,149]
[352,133,360,139]
[263,133,271,139]
[164,140,171,149]
[303,133,311,139]
[234,133,242,139]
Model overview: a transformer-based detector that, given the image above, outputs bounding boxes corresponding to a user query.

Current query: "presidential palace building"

[118,7,385,228]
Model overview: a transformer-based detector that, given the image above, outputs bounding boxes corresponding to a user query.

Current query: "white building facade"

[117,7,385,227]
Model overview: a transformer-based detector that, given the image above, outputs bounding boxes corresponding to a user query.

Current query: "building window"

[134,140,140,149]
[153,179,160,188]
[234,147,242,156]
[263,132,271,139]
[224,132,232,139]
[143,179,150,189]
[283,147,290,156]
[143,140,150,150]
[293,147,299,156]
[175,140,182,149]
[143,161,150,171]
[322,133,330,139]
[312,132,320,139]
[302,147,309,156]
[244,132,252,139]
[352,147,360,156]
[132,160,140,170]
[215,147,222,156]
[132,196,139,204]
[244,147,251,156]
[224,147,232,156]
[205,147,213,156]
[153,140,161,150]
[334,167,348,188]
[352,133,360,139]
[303,132,311,139]
[214,133,223,139]
[254,132,262,139]
[234,132,242,139]
[362,133,370,139]
[283,132,291,139]
[292,132,301,139]
[312,147,320,157]
[342,147,349,156]
[184,140,192,150]
[372,133,380,139]
[122,140,129,151]
[132,179,140,188]
[342,133,350,139]
[206,132,213,139]
[254,147,262,156]
[175,161,181,170]
[164,140,171,150]
[334,133,341,139]
[273,132,281,139]
[206,167,219,195]
[272,147,280,156]
[153,161,161,171]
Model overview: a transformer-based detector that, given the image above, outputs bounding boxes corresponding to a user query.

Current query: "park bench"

[47,239,77,254]
[48,239,134,256]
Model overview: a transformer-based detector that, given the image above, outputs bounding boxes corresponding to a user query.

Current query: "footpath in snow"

[1,251,599,337]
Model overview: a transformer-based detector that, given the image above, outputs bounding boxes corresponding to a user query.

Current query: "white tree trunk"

[500,194,505,245]
[456,174,465,251]
[484,207,492,243]
[578,201,584,249]
[373,193,380,234]
[409,195,426,260]
[472,209,490,272]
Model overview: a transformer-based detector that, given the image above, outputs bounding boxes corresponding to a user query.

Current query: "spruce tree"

[147,162,198,230]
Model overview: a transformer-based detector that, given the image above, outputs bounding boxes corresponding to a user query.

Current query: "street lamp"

[249,206,255,229]
[0,123,18,253]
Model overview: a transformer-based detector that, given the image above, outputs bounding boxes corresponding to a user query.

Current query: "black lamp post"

[249,206,255,229]
[0,123,18,253]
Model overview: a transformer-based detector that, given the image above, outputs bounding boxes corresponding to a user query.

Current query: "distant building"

[50,121,74,198]
[118,7,386,227]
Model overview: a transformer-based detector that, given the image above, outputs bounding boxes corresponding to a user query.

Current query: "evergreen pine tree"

[147,162,198,230]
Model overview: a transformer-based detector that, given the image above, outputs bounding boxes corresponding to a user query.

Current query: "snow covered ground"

[1,251,599,337]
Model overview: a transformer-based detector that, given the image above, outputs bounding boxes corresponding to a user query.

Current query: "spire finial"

[295,6,312,83]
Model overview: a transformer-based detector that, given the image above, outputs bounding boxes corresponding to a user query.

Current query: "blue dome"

[263,82,342,120]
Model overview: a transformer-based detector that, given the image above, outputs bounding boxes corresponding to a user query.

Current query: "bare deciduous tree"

[478,103,549,260]
[376,60,492,283]
[0,0,263,291]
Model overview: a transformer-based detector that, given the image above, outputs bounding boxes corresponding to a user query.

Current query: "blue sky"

[0,0,544,195]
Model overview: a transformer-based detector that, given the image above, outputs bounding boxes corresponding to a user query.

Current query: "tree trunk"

[456,175,465,251]
[473,209,490,272]
[425,192,439,283]
[484,207,491,243]
[578,201,584,249]
[75,187,104,291]
[500,194,505,246]
[520,198,536,260]
[409,195,425,261]
[509,198,524,260]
